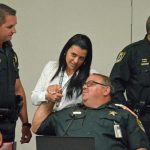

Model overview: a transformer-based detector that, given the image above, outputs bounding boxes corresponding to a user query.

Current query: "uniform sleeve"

[126,114,150,149]
[36,113,56,136]
[31,61,56,105]
[110,49,131,105]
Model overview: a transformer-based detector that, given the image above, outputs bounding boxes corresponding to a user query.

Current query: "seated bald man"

[32,73,150,150]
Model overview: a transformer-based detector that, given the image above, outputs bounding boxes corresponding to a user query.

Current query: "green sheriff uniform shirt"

[110,35,150,106]
[0,41,19,142]
[36,103,150,150]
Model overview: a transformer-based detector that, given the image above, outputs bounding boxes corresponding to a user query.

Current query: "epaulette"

[123,39,145,52]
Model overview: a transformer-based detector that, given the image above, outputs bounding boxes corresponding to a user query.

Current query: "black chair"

[36,136,95,150]
[12,141,17,150]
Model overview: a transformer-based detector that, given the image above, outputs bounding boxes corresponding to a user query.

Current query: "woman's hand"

[115,104,138,118]
[47,85,62,94]
[46,85,63,102]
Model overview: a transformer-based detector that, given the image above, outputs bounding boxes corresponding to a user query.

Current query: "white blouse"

[31,61,97,111]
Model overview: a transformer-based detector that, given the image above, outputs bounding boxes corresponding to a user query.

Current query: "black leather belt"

[145,105,150,112]
[0,108,10,120]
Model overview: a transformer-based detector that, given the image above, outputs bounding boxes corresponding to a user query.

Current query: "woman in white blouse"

[31,34,97,111]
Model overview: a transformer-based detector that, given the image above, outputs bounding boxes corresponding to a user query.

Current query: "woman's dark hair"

[51,34,93,99]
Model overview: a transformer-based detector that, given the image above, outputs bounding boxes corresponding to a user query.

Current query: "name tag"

[114,124,122,138]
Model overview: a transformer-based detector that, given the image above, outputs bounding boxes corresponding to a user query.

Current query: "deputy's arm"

[32,101,55,133]
[15,79,32,143]
[15,79,28,123]
[110,49,130,105]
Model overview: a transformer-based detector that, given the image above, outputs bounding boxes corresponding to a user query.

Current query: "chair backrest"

[13,142,17,150]
[36,136,95,150]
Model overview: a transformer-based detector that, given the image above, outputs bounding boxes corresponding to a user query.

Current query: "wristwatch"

[22,123,31,128]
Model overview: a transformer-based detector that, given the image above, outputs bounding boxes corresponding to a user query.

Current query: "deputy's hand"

[20,126,32,144]
[46,92,63,103]
[47,85,62,94]
[115,104,138,118]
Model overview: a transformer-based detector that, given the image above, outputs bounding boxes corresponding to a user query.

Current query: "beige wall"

[0,0,150,149]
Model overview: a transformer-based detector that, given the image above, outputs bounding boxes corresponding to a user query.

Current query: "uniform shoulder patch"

[115,51,126,63]
[13,52,18,68]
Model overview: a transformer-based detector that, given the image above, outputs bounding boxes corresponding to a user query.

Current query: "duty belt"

[0,108,10,120]
[144,105,150,112]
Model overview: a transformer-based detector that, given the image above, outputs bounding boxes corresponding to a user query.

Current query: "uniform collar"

[0,47,3,52]
[86,101,114,110]
[0,41,12,53]
[68,104,87,119]
[144,34,150,45]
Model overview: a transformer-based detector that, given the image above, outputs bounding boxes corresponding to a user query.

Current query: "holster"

[15,95,23,114]
[0,95,23,122]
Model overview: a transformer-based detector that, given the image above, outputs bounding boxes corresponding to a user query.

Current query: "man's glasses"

[83,80,108,87]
